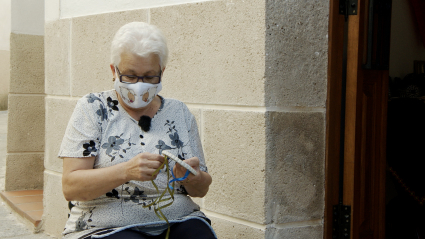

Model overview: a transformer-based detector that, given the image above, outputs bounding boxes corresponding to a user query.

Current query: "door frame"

[324,0,346,236]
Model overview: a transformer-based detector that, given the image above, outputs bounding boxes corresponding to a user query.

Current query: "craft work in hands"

[162,151,198,176]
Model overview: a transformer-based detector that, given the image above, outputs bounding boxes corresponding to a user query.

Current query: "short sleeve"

[58,96,102,158]
[188,115,208,172]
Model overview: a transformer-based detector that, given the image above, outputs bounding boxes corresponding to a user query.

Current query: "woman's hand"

[125,152,165,181]
[172,157,212,197]
[62,153,165,202]
[173,157,201,183]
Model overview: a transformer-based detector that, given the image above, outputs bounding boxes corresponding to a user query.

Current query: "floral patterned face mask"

[114,75,162,109]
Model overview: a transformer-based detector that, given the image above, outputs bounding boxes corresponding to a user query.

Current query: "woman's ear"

[110,64,116,77]
[110,64,116,81]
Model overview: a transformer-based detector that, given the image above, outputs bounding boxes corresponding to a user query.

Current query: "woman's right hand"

[125,152,165,181]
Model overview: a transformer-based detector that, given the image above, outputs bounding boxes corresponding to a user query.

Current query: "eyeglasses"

[116,67,162,84]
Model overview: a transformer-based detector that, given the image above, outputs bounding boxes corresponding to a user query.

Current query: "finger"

[140,160,162,170]
[175,162,187,175]
[140,153,165,162]
[148,154,165,163]
[184,157,200,167]
[173,164,187,178]
[144,167,160,176]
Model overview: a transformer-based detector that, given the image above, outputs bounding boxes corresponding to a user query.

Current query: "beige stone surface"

[210,216,265,239]
[45,97,78,173]
[265,111,325,224]
[0,94,7,111]
[9,33,44,94]
[0,50,10,110]
[265,0,329,108]
[5,153,44,191]
[71,10,149,97]
[151,0,266,106]
[203,110,266,223]
[7,94,45,152]
[265,224,323,239]
[45,19,71,96]
[0,111,7,191]
[42,171,68,238]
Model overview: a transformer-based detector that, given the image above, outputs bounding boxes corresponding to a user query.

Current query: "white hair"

[111,22,168,69]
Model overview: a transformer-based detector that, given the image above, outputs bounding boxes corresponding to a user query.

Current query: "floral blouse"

[58,90,214,239]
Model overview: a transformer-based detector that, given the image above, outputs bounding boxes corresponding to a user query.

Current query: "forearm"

[62,163,128,201]
[183,171,212,198]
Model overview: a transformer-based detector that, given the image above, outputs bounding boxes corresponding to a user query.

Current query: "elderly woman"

[59,22,215,239]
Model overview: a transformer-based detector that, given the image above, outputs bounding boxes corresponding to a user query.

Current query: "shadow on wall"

[0,95,7,110]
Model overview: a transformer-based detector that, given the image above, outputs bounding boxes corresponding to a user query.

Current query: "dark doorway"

[326,0,425,238]
[385,0,425,238]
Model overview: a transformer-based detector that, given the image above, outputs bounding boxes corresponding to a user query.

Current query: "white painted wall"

[0,0,11,51]
[59,0,213,19]
[45,0,60,23]
[11,0,44,35]
[390,0,425,78]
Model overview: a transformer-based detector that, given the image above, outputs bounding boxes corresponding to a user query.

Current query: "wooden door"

[325,0,391,238]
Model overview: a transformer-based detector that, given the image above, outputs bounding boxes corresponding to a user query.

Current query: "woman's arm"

[62,153,165,201]
[173,157,212,198]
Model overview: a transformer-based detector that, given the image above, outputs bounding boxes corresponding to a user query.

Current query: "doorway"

[325,0,425,238]
[385,0,425,238]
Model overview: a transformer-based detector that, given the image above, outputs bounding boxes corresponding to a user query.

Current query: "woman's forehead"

[119,52,160,74]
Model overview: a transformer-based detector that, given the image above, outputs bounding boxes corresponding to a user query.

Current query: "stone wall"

[0,50,9,110]
[0,0,11,110]
[264,0,328,237]
[42,0,329,238]
[6,32,45,191]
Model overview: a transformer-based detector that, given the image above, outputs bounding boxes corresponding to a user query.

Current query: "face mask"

[114,77,162,109]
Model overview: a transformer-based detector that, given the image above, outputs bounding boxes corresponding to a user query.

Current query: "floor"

[0,190,43,227]
[0,111,54,238]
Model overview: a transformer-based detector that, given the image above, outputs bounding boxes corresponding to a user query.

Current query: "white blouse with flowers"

[58,90,214,239]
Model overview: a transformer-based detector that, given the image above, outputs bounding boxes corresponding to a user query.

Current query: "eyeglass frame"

[115,66,162,84]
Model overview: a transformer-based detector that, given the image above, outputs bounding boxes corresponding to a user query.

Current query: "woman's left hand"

[172,157,202,184]
[172,157,212,197]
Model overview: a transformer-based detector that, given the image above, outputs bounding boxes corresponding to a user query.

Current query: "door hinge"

[332,205,351,239]
[340,0,358,18]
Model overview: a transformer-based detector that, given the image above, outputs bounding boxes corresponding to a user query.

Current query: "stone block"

[0,50,10,96]
[7,94,45,152]
[0,110,7,136]
[45,97,78,173]
[5,153,44,191]
[0,94,7,111]
[210,215,265,239]
[71,9,149,97]
[42,171,68,238]
[265,224,323,239]
[10,33,44,94]
[202,110,266,223]
[151,0,266,106]
[265,0,329,108]
[265,111,325,224]
[45,19,71,96]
